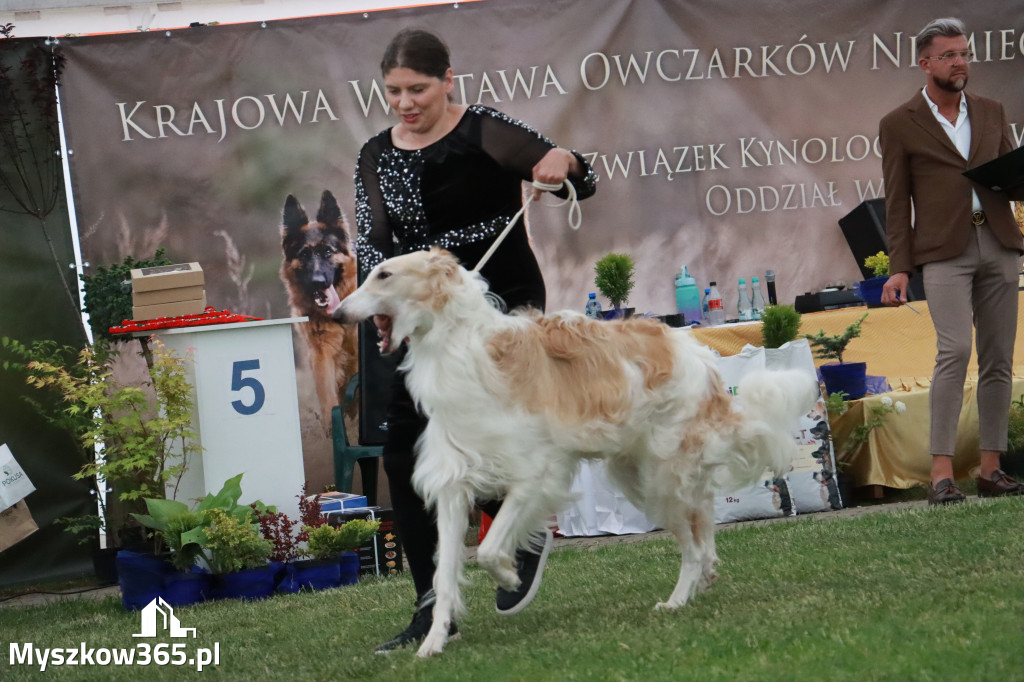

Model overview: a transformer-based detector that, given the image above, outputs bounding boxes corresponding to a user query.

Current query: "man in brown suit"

[880,17,1024,504]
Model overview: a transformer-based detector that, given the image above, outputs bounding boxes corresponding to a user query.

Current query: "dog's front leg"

[417,489,470,658]
[476,487,534,590]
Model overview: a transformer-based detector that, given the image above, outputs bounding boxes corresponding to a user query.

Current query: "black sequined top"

[355,105,596,312]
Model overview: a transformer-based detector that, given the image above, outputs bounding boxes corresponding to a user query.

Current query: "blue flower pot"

[277,558,342,593]
[162,568,209,608]
[116,550,172,611]
[820,362,868,400]
[339,551,360,586]
[209,565,276,601]
[855,276,887,307]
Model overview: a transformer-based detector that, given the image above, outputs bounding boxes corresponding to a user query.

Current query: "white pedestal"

[144,318,307,522]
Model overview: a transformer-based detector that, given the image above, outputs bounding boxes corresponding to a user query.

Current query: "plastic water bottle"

[701,288,711,322]
[707,281,726,326]
[765,269,778,305]
[585,292,602,319]
[737,278,753,321]
[674,265,702,325]
[751,276,766,320]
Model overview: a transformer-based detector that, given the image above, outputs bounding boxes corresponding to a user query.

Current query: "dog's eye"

[376,271,392,280]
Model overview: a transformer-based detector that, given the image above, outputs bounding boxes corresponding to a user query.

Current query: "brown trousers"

[922,223,1021,455]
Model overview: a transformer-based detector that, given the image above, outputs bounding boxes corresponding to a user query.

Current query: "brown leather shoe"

[928,478,966,505]
[977,469,1024,498]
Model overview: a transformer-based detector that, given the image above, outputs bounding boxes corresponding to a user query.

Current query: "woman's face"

[384,66,454,135]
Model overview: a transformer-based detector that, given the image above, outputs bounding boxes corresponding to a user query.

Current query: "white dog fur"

[336,248,819,657]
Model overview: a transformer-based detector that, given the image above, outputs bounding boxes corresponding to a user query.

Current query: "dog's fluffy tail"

[712,369,820,491]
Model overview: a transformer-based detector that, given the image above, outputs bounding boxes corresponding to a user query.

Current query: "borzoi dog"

[335,248,818,657]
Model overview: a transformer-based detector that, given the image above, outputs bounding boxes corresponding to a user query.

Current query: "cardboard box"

[132,295,207,321]
[325,507,403,577]
[132,284,206,307]
[130,262,204,293]
[310,491,368,513]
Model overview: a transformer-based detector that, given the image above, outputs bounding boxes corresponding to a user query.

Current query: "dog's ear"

[317,190,343,227]
[426,247,459,272]
[282,195,308,235]
[317,190,352,251]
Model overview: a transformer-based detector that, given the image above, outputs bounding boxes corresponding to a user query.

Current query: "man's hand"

[881,272,910,306]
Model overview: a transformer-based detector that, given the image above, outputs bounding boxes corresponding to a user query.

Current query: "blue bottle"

[585,292,603,319]
[674,266,702,325]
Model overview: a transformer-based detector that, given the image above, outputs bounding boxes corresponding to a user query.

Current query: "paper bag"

[0,499,39,552]
[0,443,36,511]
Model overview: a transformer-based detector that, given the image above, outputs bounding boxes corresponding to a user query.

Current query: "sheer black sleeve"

[474,107,597,200]
[354,135,394,281]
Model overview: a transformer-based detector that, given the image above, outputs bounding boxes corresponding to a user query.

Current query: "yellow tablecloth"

[830,378,1024,489]
[690,296,1024,489]
[690,296,1024,385]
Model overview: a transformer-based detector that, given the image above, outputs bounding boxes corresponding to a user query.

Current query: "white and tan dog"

[335,248,818,657]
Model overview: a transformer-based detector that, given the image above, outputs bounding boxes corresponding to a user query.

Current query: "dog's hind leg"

[417,488,471,658]
[692,505,718,592]
[655,509,708,611]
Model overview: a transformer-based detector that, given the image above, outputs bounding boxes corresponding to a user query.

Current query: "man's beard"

[935,72,968,93]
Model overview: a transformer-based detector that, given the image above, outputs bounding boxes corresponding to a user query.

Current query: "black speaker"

[357,320,398,445]
[837,198,926,301]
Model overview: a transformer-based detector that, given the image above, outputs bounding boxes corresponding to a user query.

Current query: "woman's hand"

[531,148,579,200]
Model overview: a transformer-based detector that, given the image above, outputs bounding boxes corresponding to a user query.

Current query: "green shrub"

[863,251,890,277]
[760,304,802,349]
[594,253,635,309]
[303,519,381,559]
[802,313,867,364]
[200,508,272,574]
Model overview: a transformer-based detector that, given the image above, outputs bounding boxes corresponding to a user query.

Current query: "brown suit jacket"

[879,90,1022,275]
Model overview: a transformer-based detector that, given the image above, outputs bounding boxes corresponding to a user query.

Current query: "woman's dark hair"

[381,28,451,79]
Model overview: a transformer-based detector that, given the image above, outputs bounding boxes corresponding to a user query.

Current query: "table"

[831,378,1024,489]
[687,296,1024,490]
[690,296,1024,386]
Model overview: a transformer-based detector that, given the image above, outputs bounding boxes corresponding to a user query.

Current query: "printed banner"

[55,0,1024,479]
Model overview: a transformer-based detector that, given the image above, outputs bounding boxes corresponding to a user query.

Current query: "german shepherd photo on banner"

[280,190,358,429]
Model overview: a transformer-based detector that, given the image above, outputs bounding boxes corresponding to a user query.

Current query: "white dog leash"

[472,179,581,273]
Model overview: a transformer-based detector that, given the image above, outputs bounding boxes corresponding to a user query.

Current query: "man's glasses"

[924,50,974,63]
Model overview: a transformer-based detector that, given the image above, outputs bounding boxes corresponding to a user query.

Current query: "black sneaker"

[375,589,459,654]
[495,528,553,616]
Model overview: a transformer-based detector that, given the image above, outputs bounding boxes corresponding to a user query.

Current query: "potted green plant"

[24,340,200,553]
[594,252,636,319]
[129,473,278,607]
[1,337,118,581]
[759,304,802,349]
[302,518,381,587]
[201,508,275,600]
[802,313,869,399]
[856,251,889,306]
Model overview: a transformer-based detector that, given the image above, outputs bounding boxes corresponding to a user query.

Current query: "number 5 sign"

[143,318,307,521]
[230,359,266,415]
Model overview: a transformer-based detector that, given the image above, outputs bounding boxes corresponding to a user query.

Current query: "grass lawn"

[3,497,1022,681]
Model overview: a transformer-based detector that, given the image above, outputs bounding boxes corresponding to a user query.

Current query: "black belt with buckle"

[971,210,987,226]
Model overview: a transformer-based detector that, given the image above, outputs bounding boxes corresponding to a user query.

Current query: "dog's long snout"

[331,299,361,325]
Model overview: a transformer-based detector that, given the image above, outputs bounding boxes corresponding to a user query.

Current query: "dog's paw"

[697,570,718,592]
[654,600,682,612]
[416,634,447,658]
[477,551,519,590]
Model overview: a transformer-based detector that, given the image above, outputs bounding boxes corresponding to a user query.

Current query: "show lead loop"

[472,179,581,273]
